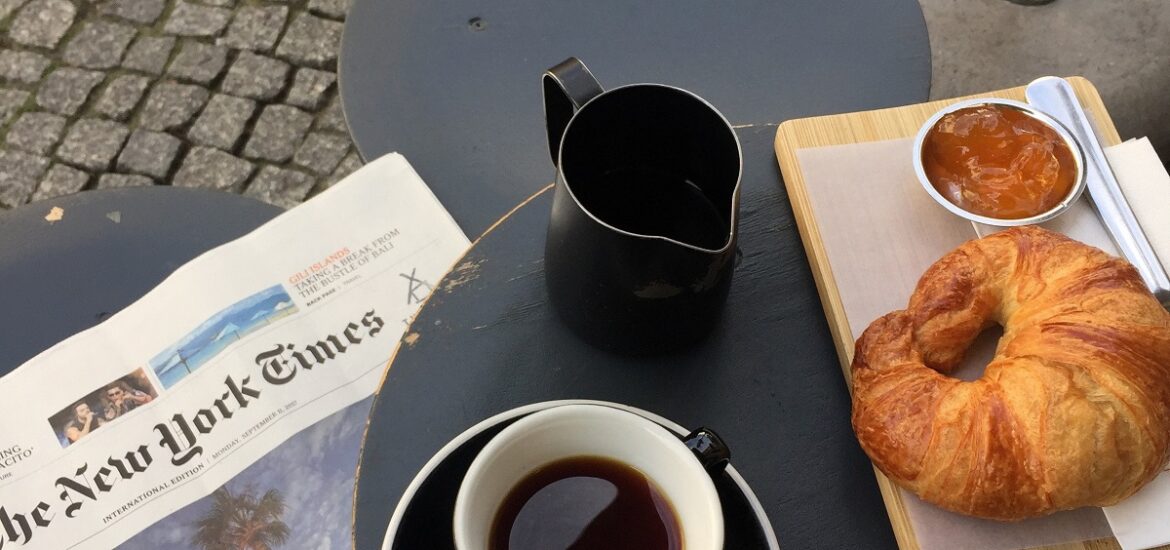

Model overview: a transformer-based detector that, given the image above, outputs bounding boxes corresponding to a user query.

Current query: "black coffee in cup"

[489,455,682,550]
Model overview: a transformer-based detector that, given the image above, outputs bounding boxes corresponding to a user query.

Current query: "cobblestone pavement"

[0,0,360,211]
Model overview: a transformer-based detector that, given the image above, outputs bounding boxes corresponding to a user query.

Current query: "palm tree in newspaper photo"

[118,399,369,549]
[193,486,290,550]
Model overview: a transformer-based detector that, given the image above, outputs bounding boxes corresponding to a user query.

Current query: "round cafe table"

[354,127,905,549]
[340,1,932,548]
[0,189,280,376]
[339,0,932,237]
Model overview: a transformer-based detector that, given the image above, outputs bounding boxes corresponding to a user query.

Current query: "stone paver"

[243,104,312,162]
[5,112,66,155]
[0,0,28,21]
[117,130,181,179]
[188,94,255,151]
[32,164,88,201]
[333,151,362,179]
[139,82,209,131]
[62,20,137,70]
[0,89,29,126]
[221,52,290,100]
[316,94,347,133]
[94,74,151,121]
[317,150,362,193]
[8,0,75,49]
[168,40,229,84]
[56,119,131,172]
[99,0,166,25]
[0,49,49,84]
[122,36,176,75]
[174,147,254,191]
[293,132,349,175]
[0,0,357,210]
[244,165,314,208]
[286,68,336,110]
[98,173,154,188]
[308,0,351,20]
[219,5,288,52]
[165,2,232,37]
[275,13,343,69]
[36,68,104,116]
[0,149,50,207]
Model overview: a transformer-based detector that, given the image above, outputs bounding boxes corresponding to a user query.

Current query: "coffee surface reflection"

[489,456,682,550]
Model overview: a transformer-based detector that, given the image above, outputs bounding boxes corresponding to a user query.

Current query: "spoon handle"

[1026,76,1170,306]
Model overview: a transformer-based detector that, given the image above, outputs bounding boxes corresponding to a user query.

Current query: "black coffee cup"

[542,57,743,353]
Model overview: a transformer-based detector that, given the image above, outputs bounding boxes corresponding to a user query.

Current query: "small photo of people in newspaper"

[47,368,159,448]
[149,285,298,390]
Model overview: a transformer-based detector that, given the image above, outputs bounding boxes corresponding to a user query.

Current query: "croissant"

[851,226,1170,520]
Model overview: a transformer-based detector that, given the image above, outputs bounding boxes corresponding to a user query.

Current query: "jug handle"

[542,57,603,168]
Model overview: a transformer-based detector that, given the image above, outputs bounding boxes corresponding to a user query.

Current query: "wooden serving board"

[773,78,1158,550]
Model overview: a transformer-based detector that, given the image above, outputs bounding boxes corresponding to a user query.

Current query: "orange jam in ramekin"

[921,104,1078,220]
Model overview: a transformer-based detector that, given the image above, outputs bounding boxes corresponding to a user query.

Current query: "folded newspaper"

[0,153,471,549]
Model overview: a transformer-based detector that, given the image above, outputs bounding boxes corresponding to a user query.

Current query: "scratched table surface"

[0,188,281,376]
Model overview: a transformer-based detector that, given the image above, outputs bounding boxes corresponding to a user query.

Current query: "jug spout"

[542,57,603,168]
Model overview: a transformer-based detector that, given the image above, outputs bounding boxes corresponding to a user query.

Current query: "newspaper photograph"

[0,153,471,549]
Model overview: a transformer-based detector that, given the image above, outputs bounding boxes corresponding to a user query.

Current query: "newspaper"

[0,153,471,549]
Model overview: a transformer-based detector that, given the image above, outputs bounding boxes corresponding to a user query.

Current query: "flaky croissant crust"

[851,226,1170,520]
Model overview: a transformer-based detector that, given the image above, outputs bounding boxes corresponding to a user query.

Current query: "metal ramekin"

[912,98,1087,227]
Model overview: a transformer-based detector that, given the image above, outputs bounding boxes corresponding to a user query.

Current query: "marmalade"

[922,104,1077,219]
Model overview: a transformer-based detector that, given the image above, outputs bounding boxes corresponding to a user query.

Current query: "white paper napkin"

[1097,137,1170,550]
[1106,474,1170,550]
[1106,138,1170,277]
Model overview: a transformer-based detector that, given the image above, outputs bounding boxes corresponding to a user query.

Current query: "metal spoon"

[1025,76,1170,305]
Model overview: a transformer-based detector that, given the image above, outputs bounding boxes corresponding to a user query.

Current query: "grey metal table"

[0,189,280,375]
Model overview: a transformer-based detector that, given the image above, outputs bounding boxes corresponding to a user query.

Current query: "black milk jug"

[542,57,743,353]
